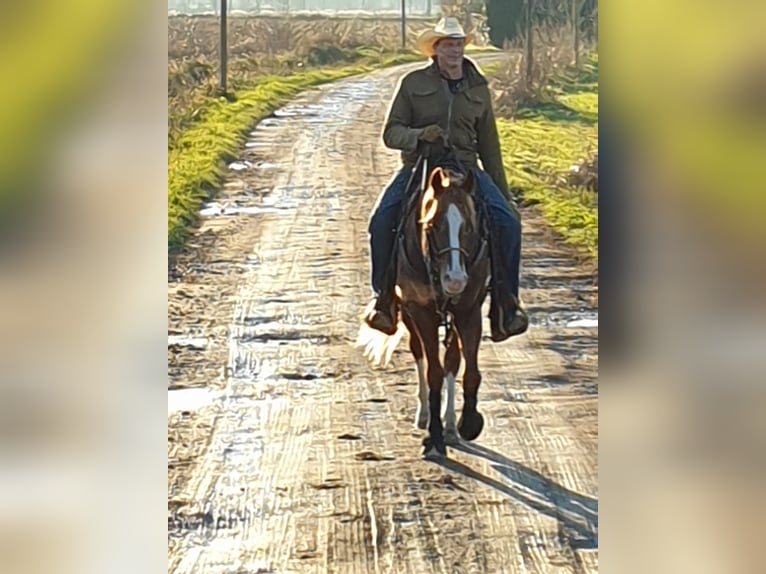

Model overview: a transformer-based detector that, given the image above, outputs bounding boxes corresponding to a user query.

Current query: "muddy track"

[168,59,598,574]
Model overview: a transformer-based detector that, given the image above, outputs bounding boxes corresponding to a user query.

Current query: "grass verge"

[497,55,598,259]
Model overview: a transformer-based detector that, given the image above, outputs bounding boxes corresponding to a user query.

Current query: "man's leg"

[473,170,529,341]
[366,168,412,334]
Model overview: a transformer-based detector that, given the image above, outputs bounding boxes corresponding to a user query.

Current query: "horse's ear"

[429,167,447,193]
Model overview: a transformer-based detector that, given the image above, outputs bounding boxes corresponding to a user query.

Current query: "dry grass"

[168,15,441,148]
[168,15,437,62]
[491,27,587,117]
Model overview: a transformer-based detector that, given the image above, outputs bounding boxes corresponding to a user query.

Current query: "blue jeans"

[368,166,521,299]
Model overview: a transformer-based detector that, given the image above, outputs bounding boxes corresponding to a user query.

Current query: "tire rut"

[169,58,598,574]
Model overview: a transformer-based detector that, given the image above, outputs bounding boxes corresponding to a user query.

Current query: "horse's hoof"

[444,429,461,446]
[458,411,484,441]
[415,415,428,430]
[422,437,447,460]
[423,446,445,461]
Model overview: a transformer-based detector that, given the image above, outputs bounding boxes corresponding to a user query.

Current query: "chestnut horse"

[361,159,491,459]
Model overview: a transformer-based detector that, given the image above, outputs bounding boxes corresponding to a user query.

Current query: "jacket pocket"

[410,87,444,125]
[459,89,485,124]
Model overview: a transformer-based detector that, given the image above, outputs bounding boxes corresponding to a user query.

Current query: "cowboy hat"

[415,17,474,58]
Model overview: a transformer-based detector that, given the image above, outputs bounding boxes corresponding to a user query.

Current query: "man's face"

[434,38,465,69]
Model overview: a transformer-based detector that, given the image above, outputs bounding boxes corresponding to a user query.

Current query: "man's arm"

[476,91,512,202]
[382,77,423,152]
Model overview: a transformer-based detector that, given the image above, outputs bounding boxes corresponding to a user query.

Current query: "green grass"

[168,55,421,254]
[498,55,598,259]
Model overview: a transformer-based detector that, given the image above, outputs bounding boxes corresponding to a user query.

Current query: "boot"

[365,289,398,335]
[489,294,529,342]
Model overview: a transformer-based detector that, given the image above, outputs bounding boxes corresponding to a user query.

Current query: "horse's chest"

[397,280,436,307]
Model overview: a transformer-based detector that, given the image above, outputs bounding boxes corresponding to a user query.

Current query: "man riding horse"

[365,17,528,342]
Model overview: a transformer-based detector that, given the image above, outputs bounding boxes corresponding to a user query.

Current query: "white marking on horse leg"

[444,371,457,434]
[415,359,429,429]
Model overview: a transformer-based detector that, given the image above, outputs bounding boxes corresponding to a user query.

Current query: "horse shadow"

[434,440,598,549]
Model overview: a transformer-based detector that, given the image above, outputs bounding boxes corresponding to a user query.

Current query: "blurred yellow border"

[0,1,137,199]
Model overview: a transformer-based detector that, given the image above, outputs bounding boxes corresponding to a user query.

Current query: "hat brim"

[415,31,474,58]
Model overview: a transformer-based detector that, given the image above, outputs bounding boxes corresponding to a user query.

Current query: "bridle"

[395,146,489,345]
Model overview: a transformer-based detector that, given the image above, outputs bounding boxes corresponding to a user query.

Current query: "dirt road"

[168,60,598,574]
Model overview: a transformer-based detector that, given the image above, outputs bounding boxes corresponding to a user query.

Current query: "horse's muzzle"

[442,270,468,297]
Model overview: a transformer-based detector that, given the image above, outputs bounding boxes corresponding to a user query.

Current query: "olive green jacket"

[382,58,510,200]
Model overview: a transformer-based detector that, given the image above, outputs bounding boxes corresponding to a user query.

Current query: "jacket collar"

[426,57,488,90]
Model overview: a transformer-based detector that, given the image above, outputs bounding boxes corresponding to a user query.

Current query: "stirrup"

[489,297,528,342]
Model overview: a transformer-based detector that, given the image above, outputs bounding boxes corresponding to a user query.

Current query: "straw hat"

[415,17,474,58]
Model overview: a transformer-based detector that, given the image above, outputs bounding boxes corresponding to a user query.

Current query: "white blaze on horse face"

[442,204,468,295]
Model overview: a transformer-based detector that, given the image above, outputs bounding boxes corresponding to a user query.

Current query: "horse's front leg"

[409,308,447,459]
[402,312,428,430]
[443,331,461,445]
[455,307,485,441]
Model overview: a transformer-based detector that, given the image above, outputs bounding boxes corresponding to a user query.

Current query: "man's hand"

[418,124,444,143]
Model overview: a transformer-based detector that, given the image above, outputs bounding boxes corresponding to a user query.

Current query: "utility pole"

[219,0,228,94]
[401,0,407,49]
[572,0,581,68]
[524,0,534,89]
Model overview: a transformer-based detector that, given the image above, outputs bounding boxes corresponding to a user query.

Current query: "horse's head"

[419,165,480,298]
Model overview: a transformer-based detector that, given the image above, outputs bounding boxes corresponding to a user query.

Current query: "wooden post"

[524,0,534,89]
[572,0,581,68]
[401,0,407,49]
[219,0,228,94]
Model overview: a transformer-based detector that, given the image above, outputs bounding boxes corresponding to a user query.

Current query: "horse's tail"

[355,300,406,367]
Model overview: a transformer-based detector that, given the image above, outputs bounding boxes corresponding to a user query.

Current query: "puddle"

[240,314,283,326]
[168,336,208,349]
[261,195,301,210]
[273,107,319,118]
[547,334,597,361]
[566,318,598,328]
[254,161,278,170]
[200,203,288,218]
[256,118,281,128]
[238,332,332,346]
[527,375,571,388]
[168,387,221,414]
[535,311,599,329]
[281,373,320,381]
